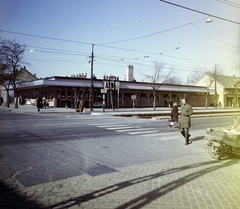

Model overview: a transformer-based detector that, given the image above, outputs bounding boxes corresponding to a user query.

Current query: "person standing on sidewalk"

[36,95,42,112]
[179,97,193,145]
[170,102,179,128]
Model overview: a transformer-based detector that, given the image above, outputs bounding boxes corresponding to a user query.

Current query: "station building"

[16,74,213,108]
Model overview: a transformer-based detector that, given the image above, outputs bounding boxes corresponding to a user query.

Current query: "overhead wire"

[1,22,236,74]
[215,0,240,9]
[1,23,236,68]
[0,29,92,46]
[159,0,240,25]
[26,45,89,57]
[98,22,193,45]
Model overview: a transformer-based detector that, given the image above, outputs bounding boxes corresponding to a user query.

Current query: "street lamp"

[206,17,212,23]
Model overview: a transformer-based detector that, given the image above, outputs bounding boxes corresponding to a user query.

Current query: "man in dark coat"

[179,98,193,145]
[36,96,42,112]
[170,102,178,128]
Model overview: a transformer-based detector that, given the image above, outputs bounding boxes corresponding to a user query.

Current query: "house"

[1,67,38,105]
[195,74,240,108]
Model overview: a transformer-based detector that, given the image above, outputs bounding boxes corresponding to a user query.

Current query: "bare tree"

[163,75,182,85]
[0,39,27,108]
[0,64,12,107]
[188,68,205,85]
[201,65,223,109]
[142,61,173,110]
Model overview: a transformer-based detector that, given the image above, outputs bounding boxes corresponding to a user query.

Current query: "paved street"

[1,105,240,209]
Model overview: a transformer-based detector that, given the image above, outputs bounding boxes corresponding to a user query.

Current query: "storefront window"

[123,89,135,106]
[137,90,148,106]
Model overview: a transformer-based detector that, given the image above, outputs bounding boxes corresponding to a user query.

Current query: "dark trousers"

[181,128,190,144]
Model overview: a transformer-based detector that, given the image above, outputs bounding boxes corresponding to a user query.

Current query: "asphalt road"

[0,112,235,189]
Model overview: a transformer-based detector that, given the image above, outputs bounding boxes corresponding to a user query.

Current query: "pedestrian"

[169,100,173,108]
[79,101,84,113]
[75,99,80,112]
[36,95,42,112]
[42,96,47,108]
[18,96,22,105]
[71,98,74,108]
[179,97,193,145]
[170,102,178,128]
[65,99,68,109]
[0,97,3,106]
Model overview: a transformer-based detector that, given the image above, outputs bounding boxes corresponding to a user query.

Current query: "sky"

[0,0,239,84]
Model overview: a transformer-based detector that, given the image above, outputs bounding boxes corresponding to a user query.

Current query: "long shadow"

[115,159,236,209]
[191,135,205,141]
[0,180,47,209]
[49,159,237,209]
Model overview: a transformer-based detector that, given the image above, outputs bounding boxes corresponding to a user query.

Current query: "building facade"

[16,75,213,108]
[195,74,240,108]
[1,67,37,105]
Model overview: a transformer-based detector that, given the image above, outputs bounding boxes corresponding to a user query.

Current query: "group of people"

[170,97,193,145]
[36,96,48,112]
[75,99,85,113]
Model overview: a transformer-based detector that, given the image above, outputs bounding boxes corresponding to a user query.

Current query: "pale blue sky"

[0,0,239,83]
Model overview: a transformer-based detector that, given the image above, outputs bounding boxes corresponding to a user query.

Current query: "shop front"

[16,76,211,109]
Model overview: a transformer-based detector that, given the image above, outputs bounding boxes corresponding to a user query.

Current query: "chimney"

[126,65,133,81]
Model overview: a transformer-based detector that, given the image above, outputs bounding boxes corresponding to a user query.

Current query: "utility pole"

[89,44,94,111]
[214,64,217,109]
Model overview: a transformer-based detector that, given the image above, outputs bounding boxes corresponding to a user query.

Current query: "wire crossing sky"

[0,0,239,83]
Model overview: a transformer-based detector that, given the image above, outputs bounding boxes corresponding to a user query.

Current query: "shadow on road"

[0,181,46,209]
[48,159,238,209]
[191,135,205,141]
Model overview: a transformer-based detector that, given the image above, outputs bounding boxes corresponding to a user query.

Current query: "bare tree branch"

[0,39,27,108]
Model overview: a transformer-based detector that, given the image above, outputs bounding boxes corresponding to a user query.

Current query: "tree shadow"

[49,159,237,209]
[0,180,47,209]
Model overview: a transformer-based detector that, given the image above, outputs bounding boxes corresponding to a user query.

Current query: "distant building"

[16,73,212,108]
[1,67,38,105]
[195,74,240,108]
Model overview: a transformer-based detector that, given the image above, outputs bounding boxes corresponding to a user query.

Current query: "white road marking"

[107,126,134,130]
[117,128,154,132]
[129,130,159,135]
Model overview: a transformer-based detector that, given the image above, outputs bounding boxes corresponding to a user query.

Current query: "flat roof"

[17,76,213,93]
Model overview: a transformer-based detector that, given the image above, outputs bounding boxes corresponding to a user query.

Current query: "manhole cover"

[80,165,118,177]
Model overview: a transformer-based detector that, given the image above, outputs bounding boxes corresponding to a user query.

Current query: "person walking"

[75,99,80,112]
[36,95,42,112]
[170,102,178,128]
[79,101,84,113]
[179,97,193,145]
[42,96,47,108]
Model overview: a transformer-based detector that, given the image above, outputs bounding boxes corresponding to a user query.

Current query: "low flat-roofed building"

[17,75,213,108]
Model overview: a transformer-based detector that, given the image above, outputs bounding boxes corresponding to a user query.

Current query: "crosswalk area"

[86,115,179,140]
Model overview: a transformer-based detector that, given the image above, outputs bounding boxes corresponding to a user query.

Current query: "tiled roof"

[209,74,240,88]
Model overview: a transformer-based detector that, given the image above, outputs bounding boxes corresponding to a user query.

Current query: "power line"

[1,29,235,72]
[0,29,92,46]
[99,22,193,45]
[159,0,240,25]
[26,45,89,56]
[215,0,240,9]
[164,27,237,53]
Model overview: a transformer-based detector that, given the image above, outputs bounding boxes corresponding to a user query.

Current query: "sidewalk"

[1,104,240,118]
[1,105,240,208]
[1,152,240,209]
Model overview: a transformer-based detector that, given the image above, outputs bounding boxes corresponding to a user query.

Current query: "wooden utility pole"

[89,44,94,111]
[214,65,217,109]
